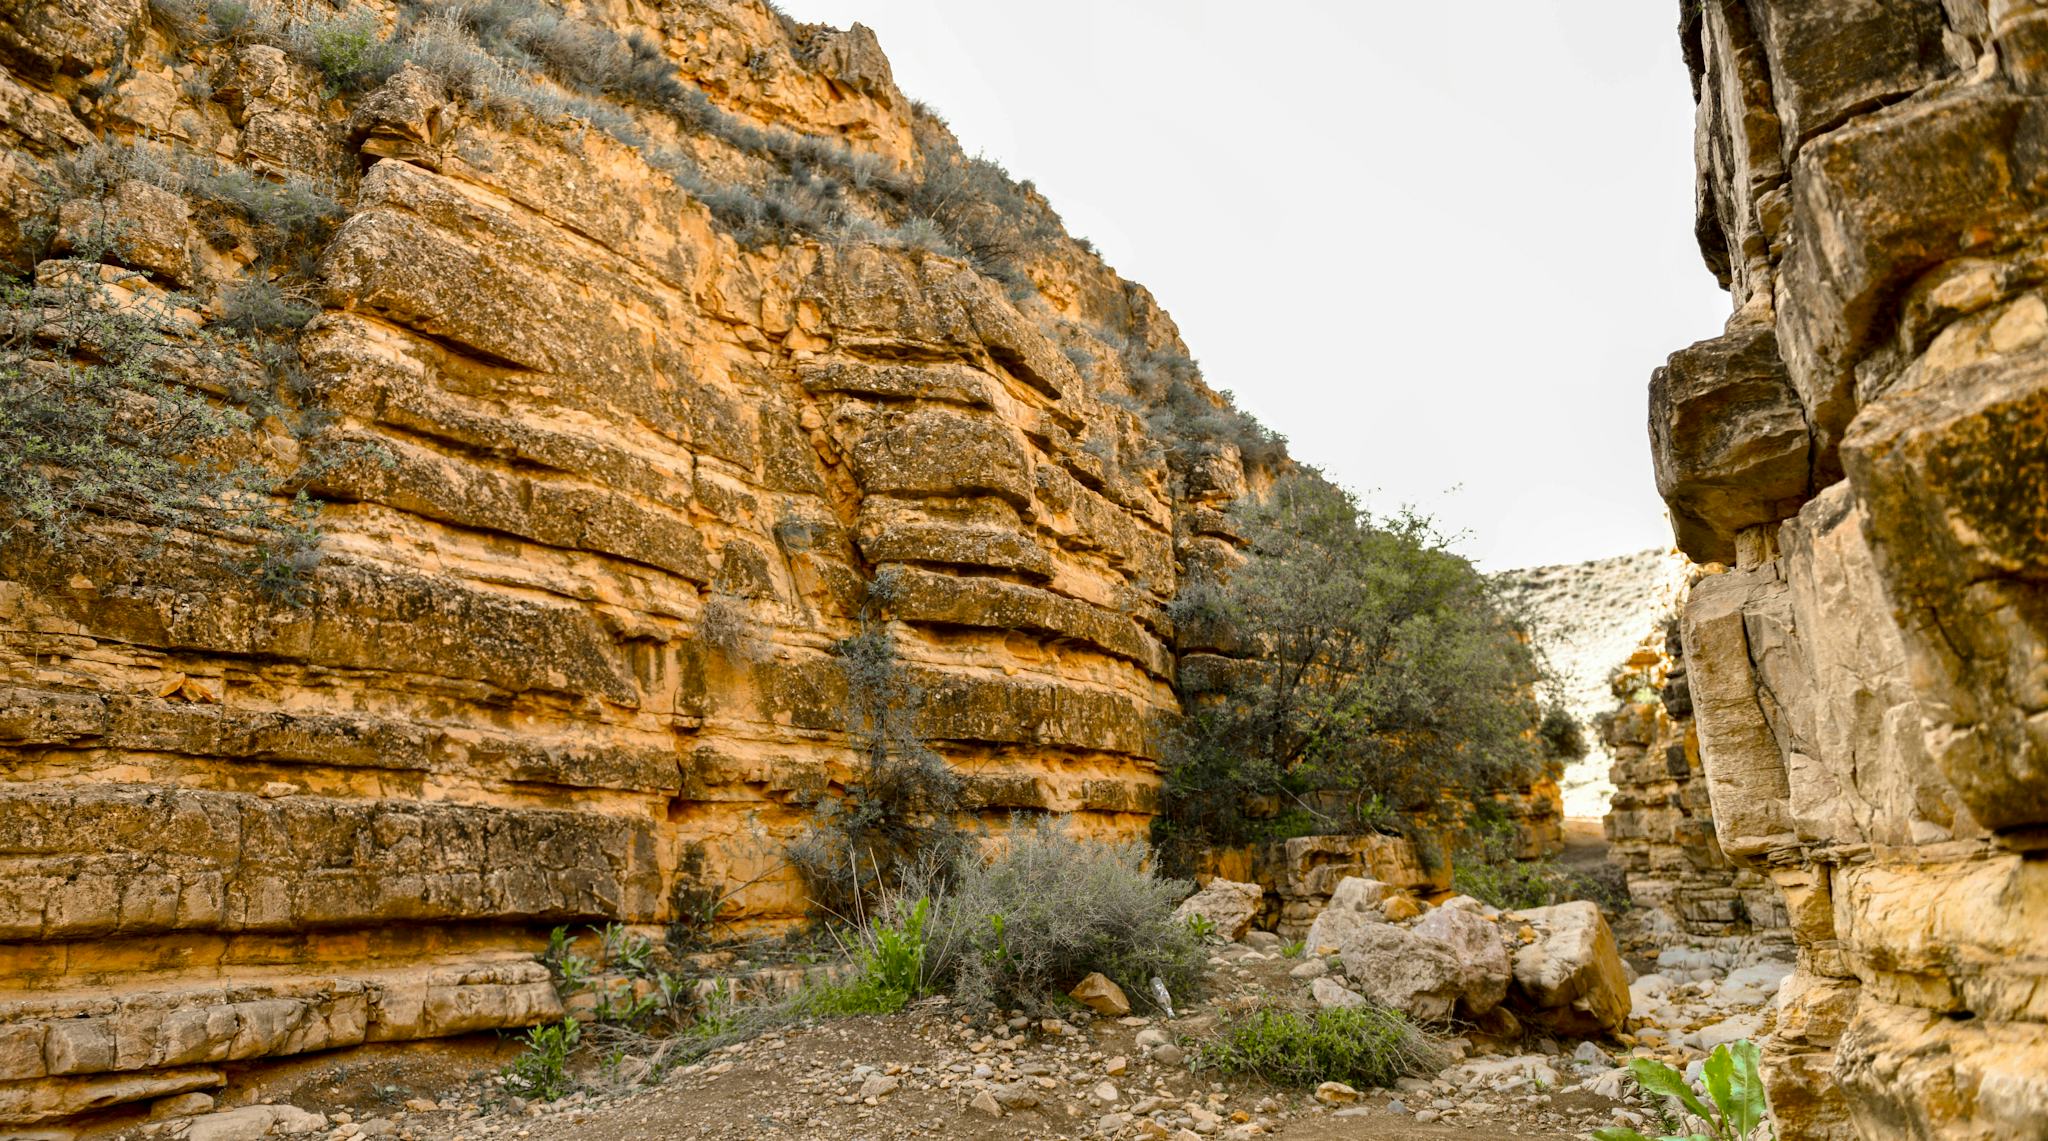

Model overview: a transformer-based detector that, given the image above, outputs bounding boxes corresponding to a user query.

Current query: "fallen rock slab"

[1506,901,1630,1034]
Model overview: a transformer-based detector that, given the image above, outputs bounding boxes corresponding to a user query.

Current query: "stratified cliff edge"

[0,0,1291,1124]
[1654,2,2048,1137]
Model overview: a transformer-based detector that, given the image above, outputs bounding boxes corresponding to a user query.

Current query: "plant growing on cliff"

[787,572,969,918]
[1595,1040,1773,1141]
[0,253,333,598]
[1154,473,1550,871]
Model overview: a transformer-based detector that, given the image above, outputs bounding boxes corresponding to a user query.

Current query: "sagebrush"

[899,816,1204,1014]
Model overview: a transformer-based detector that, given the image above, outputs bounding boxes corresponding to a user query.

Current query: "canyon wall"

[1656,1,2048,1136]
[0,0,1279,1125]
[1603,621,1787,944]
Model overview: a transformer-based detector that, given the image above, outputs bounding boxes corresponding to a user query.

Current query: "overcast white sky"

[776,0,1733,571]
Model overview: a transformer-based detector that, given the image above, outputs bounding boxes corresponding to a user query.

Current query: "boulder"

[1304,877,1393,953]
[1335,923,1466,1023]
[1310,977,1365,1010]
[1412,905,1510,1017]
[1505,902,1630,1034]
[1381,894,1425,922]
[1171,878,1262,942]
[1068,972,1130,1016]
[185,1106,326,1141]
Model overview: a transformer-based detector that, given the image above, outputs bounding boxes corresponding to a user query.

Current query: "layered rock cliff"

[1601,620,1787,944]
[1654,2,2048,1136]
[0,0,1283,1124]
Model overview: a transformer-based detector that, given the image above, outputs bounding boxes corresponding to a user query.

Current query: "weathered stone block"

[1842,334,2048,834]
[1651,327,1813,563]
[1681,570,1799,861]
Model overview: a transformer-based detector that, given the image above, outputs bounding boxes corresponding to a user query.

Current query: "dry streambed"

[101,886,1790,1141]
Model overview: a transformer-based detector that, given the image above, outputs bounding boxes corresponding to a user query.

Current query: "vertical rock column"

[1602,623,1786,941]
[1656,3,2048,1138]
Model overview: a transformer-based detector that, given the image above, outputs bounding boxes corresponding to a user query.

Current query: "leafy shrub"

[293,11,399,92]
[1155,474,1552,871]
[0,258,329,596]
[1451,816,1632,914]
[1197,1004,1448,1089]
[812,895,935,1016]
[502,1017,580,1101]
[912,816,1204,1014]
[219,280,317,332]
[1539,703,1588,763]
[1119,342,1287,470]
[901,119,1061,285]
[1596,1041,1771,1141]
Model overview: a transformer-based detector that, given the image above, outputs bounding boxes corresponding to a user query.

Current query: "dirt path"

[344,1007,1598,1141]
[186,946,1619,1141]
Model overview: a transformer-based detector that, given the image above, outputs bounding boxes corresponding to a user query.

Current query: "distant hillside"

[1498,548,1686,816]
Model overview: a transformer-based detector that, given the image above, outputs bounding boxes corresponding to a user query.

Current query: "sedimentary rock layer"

[0,0,1234,1122]
[1654,3,2048,1136]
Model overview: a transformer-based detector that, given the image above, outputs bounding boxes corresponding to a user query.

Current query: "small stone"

[969,1090,1002,1117]
[1288,958,1328,980]
[858,1073,900,1100]
[1151,1044,1187,1067]
[1096,1112,1133,1136]
[401,1100,438,1114]
[1104,1055,1127,1076]
[1070,973,1131,1016]
[1314,1081,1359,1105]
[1092,1080,1121,1103]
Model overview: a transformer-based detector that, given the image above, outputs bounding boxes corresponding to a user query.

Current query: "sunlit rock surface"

[1653,2,2048,1136]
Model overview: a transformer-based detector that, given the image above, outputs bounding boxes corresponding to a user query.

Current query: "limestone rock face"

[0,0,1257,1123]
[1651,3,2048,1136]
[1651,327,1812,565]
[1601,620,1789,940]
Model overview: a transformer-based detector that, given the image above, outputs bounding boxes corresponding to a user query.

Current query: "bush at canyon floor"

[1157,472,1571,869]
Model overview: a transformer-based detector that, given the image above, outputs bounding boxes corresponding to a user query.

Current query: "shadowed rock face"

[0,0,1292,1123]
[1654,2,2048,1137]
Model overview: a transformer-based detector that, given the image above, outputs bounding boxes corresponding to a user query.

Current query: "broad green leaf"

[1725,1039,1767,1136]
[1629,1056,1716,1124]
[1702,1045,1735,1131]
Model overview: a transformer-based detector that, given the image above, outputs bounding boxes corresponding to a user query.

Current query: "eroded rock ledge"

[1653,2,2048,1136]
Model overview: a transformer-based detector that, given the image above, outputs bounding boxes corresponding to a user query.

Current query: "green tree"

[1157,473,1553,866]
